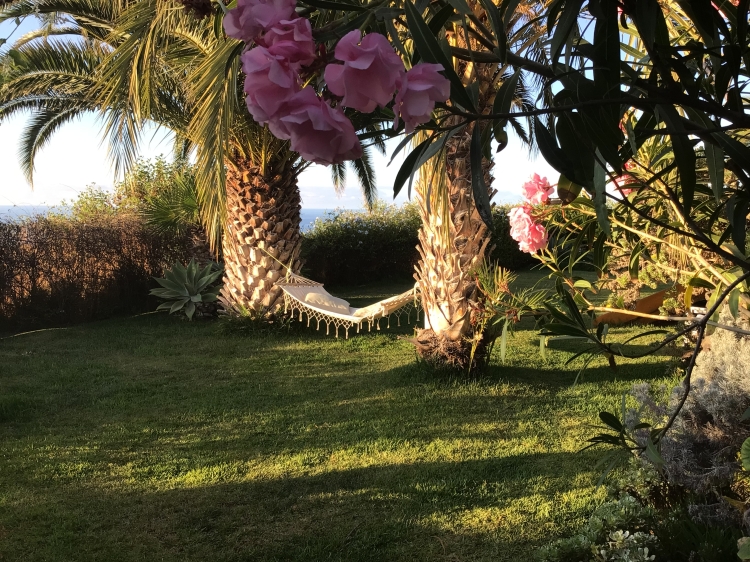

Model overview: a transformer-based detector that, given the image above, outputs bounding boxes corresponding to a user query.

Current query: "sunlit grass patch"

[0,276,677,561]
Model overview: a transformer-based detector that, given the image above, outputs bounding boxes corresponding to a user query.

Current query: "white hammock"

[276,273,420,338]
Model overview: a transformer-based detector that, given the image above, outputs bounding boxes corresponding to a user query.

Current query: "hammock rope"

[276,273,420,339]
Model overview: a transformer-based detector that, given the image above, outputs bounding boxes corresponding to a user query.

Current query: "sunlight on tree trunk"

[413,122,495,370]
[219,159,302,314]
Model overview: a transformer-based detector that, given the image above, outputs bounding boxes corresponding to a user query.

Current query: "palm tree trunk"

[219,158,302,314]
[413,121,496,371]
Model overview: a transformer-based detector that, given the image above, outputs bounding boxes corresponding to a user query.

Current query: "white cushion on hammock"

[303,291,351,314]
[351,303,384,318]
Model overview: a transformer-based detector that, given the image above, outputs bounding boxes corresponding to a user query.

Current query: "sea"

[0,206,337,232]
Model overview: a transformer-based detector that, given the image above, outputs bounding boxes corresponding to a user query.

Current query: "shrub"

[0,214,191,330]
[300,202,420,285]
[301,202,535,285]
[151,259,223,320]
[623,309,750,512]
[536,494,657,562]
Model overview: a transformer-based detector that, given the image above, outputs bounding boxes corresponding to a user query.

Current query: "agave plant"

[150,259,223,320]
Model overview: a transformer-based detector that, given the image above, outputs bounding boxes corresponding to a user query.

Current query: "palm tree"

[411,1,546,369]
[0,0,379,314]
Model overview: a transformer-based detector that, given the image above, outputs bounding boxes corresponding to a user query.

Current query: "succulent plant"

[150,259,223,320]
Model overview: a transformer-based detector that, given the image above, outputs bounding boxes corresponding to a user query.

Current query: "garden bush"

[301,202,535,285]
[300,202,421,285]
[539,312,750,561]
[0,214,191,330]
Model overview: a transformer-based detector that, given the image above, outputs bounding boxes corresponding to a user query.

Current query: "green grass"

[0,277,678,561]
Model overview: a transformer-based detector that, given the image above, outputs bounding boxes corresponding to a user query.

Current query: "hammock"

[276,273,420,338]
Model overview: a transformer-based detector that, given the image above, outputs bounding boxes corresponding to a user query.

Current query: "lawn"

[0,276,678,561]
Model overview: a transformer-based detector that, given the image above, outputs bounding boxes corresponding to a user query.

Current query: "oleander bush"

[301,202,535,285]
[0,214,191,330]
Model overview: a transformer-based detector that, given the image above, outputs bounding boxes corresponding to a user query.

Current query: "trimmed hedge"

[0,215,191,330]
[301,202,535,285]
[300,203,421,285]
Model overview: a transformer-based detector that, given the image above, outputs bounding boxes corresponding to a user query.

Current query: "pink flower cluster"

[613,160,638,196]
[224,0,450,165]
[521,173,554,204]
[509,173,554,254]
[509,205,548,254]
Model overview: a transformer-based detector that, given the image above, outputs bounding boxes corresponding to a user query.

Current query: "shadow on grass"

[2,453,591,562]
[0,313,674,561]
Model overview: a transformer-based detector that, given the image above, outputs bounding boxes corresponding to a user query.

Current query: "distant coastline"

[0,206,345,232]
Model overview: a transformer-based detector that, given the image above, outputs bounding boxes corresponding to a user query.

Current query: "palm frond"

[350,148,377,209]
[19,107,83,184]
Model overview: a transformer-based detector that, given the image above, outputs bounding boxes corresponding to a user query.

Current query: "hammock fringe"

[277,273,420,339]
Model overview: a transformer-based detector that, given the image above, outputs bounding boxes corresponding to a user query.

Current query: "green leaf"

[404,0,476,112]
[705,141,725,202]
[477,0,506,60]
[561,289,587,330]
[728,287,740,319]
[470,124,493,228]
[634,0,669,51]
[599,411,623,433]
[393,128,462,198]
[550,0,583,65]
[621,329,670,345]
[739,538,750,561]
[542,323,590,338]
[185,301,196,320]
[629,242,643,280]
[500,321,509,364]
[170,299,189,314]
[492,69,520,143]
[644,437,664,469]
[557,174,582,205]
[741,437,750,472]
[156,277,190,297]
[593,231,608,272]
[429,4,456,34]
[706,286,722,322]
[688,276,715,290]
[393,138,433,199]
[593,155,611,236]
[445,0,472,16]
[534,117,571,176]
[730,197,749,251]
[658,105,697,216]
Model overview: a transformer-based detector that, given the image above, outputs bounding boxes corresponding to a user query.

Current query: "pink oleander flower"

[241,47,299,124]
[613,174,635,196]
[223,0,296,42]
[269,87,362,165]
[393,63,450,133]
[324,31,405,113]
[261,17,316,69]
[509,204,548,254]
[521,173,554,205]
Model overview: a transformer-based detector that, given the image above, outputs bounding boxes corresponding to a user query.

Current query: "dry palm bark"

[219,158,302,313]
[412,121,496,369]
[413,24,497,369]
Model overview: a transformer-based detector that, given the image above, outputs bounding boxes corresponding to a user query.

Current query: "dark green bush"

[300,202,421,285]
[301,202,535,285]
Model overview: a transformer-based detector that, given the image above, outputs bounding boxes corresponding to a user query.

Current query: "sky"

[0,17,558,210]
